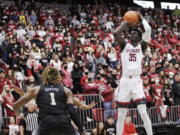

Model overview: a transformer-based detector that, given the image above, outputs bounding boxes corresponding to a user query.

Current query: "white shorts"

[114,76,145,104]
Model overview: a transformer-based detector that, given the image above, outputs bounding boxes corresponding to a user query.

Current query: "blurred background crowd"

[0,0,179,134]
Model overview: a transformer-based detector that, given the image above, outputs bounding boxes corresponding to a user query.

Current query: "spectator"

[86,48,96,73]
[61,63,73,89]
[29,10,37,26]
[50,54,62,71]
[30,43,41,61]
[2,84,15,125]
[66,55,75,73]
[71,63,83,94]
[96,75,113,111]
[27,26,36,40]
[143,76,153,107]
[0,72,6,94]
[158,101,169,123]
[104,116,116,135]
[107,69,119,88]
[107,47,117,69]
[80,70,89,89]
[71,16,80,27]
[16,26,27,41]
[8,116,19,135]
[19,11,27,25]
[83,77,98,94]
[105,17,114,31]
[172,74,180,105]
[0,35,9,63]
[44,16,55,29]
[164,84,174,106]
[96,54,108,68]
[13,65,25,88]
[123,115,138,135]
[92,122,106,135]
[36,26,47,37]
[151,77,163,107]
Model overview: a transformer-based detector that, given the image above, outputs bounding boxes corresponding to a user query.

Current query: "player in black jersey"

[13,66,86,135]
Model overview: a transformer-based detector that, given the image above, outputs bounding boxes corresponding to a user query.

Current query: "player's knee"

[138,109,147,115]
[137,104,148,116]
[118,113,125,119]
[117,109,127,121]
[138,108,148,118]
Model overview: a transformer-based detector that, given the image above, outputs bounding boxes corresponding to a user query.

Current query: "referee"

[19,104,38,135]
[14,66,86,135]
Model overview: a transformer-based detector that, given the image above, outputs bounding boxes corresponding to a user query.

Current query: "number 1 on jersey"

[50,93,56,105]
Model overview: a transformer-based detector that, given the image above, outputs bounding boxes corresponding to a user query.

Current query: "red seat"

[92,108,104,122]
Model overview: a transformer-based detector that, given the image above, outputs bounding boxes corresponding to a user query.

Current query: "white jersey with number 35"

[121,42,144,76]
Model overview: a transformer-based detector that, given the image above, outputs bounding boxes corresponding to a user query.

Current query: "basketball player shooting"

[114,12,153,135]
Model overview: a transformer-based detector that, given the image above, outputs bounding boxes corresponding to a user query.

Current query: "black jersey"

[36,84,75,135]
[36,84,68,116]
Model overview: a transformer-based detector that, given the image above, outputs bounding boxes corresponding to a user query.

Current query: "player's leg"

[137,103,153,135]
[132,77,153,135]
[115,77,131,135]
[116,107,128,135]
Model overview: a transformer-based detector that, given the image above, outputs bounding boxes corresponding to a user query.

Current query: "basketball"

[123,11,139,25]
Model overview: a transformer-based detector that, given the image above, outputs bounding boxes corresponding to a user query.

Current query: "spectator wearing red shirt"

[143,76,153,107]
[80,70,89,89]
[2,84,15,126]
[96,75,113,110]
[151,77,164,107]
[83,77,98,94]
[148,66,158,84]
[123,115,138,135]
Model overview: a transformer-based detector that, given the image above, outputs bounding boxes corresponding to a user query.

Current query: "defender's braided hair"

[41,66,61,85]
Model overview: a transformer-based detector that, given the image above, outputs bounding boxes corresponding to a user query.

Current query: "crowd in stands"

[0,1,179,134]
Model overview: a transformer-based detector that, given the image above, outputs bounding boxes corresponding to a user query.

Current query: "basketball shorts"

[114,76,145,104]
[38,114,75,135]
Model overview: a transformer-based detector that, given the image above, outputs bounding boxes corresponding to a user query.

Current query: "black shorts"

[38,131,75,135]
[38,114,75,135]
